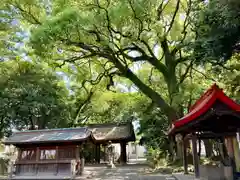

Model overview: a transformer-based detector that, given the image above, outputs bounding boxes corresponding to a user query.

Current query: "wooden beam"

[192,134,200,178]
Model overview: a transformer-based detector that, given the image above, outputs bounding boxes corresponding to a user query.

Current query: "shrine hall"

[169,84,240,180]
[3,122,135,179]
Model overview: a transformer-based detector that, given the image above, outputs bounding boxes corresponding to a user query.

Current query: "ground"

[2,159,194,180]
[80,164,177,180]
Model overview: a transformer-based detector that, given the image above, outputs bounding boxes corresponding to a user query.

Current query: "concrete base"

[199,165,233,180]
[173,173,195,180]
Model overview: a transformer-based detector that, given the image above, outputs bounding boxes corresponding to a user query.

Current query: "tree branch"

[128,0,144,39]
[74,91,94,124]
[148,67,155,85]
[14,2,42,25]
[192,67,216,82]
[171,0,192,55]
[119,44,169,76]
[157,0,171,20]
[178,60,194,85]
[166,0,180,35]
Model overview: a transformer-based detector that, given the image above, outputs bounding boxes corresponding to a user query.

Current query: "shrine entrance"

[169,84,240,180]
[84,123,135,164]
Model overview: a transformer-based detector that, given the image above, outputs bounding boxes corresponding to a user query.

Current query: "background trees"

[0,0,239,164]
[0,60,71,137]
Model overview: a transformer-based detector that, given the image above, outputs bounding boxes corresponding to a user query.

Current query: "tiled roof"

[3,123,135,145]
[88,123,135,142]
[4,127,91,145]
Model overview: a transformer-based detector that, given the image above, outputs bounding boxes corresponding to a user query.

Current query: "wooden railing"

[12,159,80,176]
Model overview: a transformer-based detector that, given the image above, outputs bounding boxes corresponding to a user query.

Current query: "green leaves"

[0,60,71,135]
[193,0,240,63]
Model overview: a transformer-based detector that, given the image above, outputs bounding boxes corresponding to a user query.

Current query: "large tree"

[2,0,239,160]
[4,0,198,121]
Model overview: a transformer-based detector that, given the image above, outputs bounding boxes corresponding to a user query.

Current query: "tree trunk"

[111,57,177,120]
[203,139,213,158]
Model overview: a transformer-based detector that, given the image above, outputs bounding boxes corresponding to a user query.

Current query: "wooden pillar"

[17,148,22,162]
[97,144,101,163]
[225,137,234,158]
[233,135,240,172]
[192,134,200,178]
[103,145,106,162]
[95,144,100,164]
[225,137,236,179]
[183,138,188,174]
[76,145,80,159]
[120,142,127,164]
[92,144,94,163]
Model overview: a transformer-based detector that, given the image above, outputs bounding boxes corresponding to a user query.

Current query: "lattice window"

[21,149,36,161]
[40,149,56,160]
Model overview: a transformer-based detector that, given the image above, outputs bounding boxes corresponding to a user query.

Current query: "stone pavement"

[79,164,177,180]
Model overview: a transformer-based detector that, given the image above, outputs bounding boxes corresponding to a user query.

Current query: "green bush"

[146,147,167,168]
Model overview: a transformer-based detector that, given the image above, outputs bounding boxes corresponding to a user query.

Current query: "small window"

[40,149,56,160]
[21,149,36,161]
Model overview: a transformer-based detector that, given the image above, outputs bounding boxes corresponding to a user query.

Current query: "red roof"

[169,84,240,134]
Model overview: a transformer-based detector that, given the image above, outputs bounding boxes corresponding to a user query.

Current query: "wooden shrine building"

[169,84,240,180]
[87,123,135,164]
[3,122,135,179]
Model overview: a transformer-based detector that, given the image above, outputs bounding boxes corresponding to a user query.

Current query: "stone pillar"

[120,142,127,164]
[76,145,80,175]
[107,141,115,168]
[183,139,189,174]
[192,134,200,178]
[176,134,183,161]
